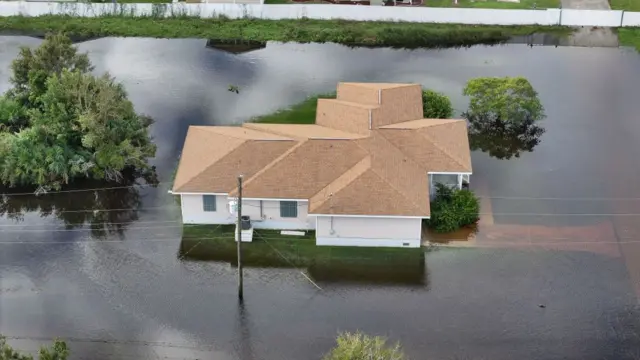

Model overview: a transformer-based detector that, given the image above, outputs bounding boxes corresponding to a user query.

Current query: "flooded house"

[170,82,472,248]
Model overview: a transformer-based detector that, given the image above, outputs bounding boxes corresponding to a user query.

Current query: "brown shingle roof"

[173,82,472,217]
[380,120,472,173]
[172,126,295,193]
[231,139,368,199]
[310,169,428,217]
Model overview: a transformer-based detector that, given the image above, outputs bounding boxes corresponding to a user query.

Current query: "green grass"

[180,225,423,268]
[250,93,333,124]
[610,0,640,51]
[0,14,572,49]
[425,0,560,9]
[609,0,640,11]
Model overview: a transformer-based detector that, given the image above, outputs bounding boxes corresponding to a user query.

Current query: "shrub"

[323,332,407,360]
[422,89,453,119]
[0,336,69,360]
[427,183,480,233]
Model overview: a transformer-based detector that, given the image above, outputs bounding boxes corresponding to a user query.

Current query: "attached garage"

[315,216,423,248]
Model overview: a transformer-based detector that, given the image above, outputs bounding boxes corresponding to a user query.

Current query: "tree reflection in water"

[465,113,546,160]
[0,167,158,238]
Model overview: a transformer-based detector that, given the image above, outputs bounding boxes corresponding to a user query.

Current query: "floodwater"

[2,37,640,359]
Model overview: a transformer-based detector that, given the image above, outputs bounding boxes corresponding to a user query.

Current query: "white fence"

[1,2,640,27]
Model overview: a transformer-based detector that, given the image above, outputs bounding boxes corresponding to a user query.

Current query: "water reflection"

[206,39,267,54]
[467,113,546,160]
[0,168,158,238]
[179,238,427,287]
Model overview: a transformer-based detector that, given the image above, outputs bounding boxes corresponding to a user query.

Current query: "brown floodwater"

[1,37,640,360]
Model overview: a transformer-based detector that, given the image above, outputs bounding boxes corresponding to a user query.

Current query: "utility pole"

[236,175,244,301]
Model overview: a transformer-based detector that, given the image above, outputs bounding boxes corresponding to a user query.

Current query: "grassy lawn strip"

[425,0,560,9]
[250,93,333,124]
[610,0,640,51]
[609,0,640,11]
[180,225,422,268]
[0,16,571,49]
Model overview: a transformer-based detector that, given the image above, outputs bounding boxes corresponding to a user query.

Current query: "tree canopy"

[0,33,156,191]
[422,89,453,119]
[463,77,545,123]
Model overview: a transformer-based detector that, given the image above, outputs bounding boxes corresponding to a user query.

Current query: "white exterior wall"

[179,194,314,229]
[316,216,422,248]
[622,11,640,27]
[1,2,639,28]
[240,199,315,230]
[561,9,623,27]
[180,194,234,224]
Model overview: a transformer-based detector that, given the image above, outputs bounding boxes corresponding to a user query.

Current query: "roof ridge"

[204,125,292,140]
[418,124,468,170]
[242,123,306,139]
[372,131,429,214]
[229,139,306,195]
[308,155,371,213]
[321,98,379,109]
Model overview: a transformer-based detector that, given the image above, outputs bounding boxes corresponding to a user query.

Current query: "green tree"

[422,89,453,119]
[0,33,155,190]
[426,183,480,233]
[0,336,68,360]
[323,332,407,360]
[463,77,545,124]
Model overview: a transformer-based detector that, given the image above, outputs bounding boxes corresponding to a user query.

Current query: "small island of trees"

[0,33,156,192]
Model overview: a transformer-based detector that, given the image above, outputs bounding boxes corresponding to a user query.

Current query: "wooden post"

[237,175,244,300]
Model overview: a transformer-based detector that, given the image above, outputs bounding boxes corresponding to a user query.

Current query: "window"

[432,174,459,187]
[280,201,298,218]
[203,195,217,212]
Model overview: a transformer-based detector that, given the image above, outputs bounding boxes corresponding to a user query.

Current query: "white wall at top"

[179,194,314,229]
[241,199,315,230]
[315,216,422,248]
[1,2,640,28]
[561,9,623,27]
[622,11,640,27]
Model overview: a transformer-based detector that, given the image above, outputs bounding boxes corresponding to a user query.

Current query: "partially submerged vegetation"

[0,33,155,190]
[323,332,407,360]
[0,11,572,49]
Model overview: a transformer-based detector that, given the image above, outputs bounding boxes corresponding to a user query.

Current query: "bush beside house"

[426,183,480,233]
[422,89,453,119]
